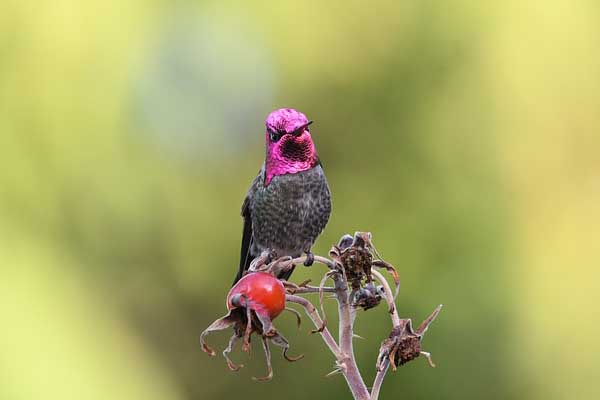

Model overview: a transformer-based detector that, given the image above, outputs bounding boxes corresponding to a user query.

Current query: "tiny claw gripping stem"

[248,251,272,273]
[304,251,315,267]
[270,255,294,277]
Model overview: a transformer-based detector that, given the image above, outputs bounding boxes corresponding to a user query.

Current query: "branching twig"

[285,294,341,356]
[370,360,389,400]
[371,269,401,326]
[289,286,336,294]
[201,232,442,400]
[333,271,371,400]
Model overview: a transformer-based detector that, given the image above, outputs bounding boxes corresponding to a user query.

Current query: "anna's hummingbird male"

[233,108,332,284]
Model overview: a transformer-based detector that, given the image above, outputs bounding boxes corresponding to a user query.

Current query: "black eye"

[269,129,282,142]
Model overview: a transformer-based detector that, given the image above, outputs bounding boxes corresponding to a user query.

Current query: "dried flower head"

[351,282,384,310]
[376,305,442,371]
[330,232,374,288]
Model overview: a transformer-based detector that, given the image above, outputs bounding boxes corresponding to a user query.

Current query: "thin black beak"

[292,120,313,136]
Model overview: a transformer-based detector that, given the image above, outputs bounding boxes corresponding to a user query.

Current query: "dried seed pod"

[329,232,374,288]
[376,305,443,371]
[200,271,302,381]
[351,283,384,310]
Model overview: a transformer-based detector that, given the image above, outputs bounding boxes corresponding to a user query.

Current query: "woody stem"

[334,272,370,400]
[369,270,402,399]
[290,254,372,400]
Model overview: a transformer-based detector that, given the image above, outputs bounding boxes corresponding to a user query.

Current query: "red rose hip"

[201,270,302,380]
[227,272,286,320]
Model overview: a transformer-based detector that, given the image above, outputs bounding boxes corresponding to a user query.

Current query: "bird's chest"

[251,171,328,253]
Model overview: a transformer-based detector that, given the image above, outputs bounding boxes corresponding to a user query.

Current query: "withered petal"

[200,313,236,356]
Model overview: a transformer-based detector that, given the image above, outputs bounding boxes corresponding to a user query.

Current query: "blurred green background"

[2,1,599,399]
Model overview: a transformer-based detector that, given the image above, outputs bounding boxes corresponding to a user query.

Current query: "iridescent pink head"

[264,108,319,186]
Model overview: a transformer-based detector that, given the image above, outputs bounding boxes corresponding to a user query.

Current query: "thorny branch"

[200,232,442,400]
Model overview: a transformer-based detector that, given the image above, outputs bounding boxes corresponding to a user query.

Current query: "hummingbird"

[233,108,332,284]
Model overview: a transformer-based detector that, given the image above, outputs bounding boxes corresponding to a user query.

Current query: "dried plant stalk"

[200,232,442,400]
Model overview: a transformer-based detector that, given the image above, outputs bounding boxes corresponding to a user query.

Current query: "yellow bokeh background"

[1,1,598,399]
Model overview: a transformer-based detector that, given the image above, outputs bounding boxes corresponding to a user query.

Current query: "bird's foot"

[303,252,314,267]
